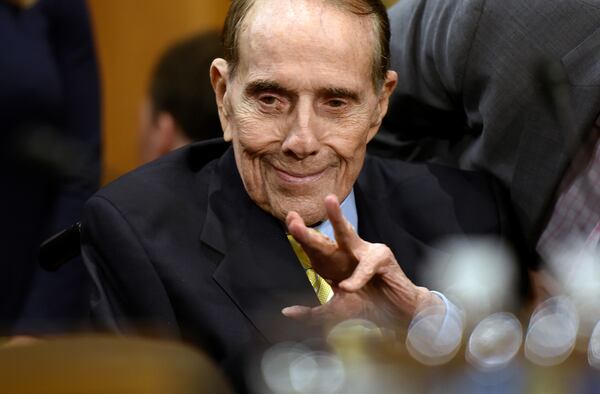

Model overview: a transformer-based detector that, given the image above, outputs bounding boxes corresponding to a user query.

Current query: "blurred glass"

[544,236,600,337]
[525,296,578,366]
[406,304,463,366]
[289,351,345,393]
[259,342,345,394]
[467,312,522,371]
[588,320,600,369]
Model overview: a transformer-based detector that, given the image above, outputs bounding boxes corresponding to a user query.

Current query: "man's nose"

[281,99,320,159]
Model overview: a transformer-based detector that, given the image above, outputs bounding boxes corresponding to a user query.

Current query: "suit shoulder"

[360,155,502,238]
[360,155,491,194]
[90,139,228,213]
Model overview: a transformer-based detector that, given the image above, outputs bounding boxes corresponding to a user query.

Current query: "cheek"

[322,118,371,160]
[341,146,366,180]
[228,109,282,198]
[233,112,284,154]
[231,137,265,197]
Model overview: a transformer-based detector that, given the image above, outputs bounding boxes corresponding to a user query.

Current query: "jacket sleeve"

[13,0,101,334]
[40,0,101,230]
[81,195,181,338]
[375,0,485,161]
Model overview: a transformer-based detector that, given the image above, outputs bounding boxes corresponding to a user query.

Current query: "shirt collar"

[314,189,358,241]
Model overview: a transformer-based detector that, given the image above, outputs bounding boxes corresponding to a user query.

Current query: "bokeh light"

[524,296,578,366]
[467,312,522,371]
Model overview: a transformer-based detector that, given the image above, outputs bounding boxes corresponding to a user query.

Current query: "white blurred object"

[289,352,345,394]
[260,342,346,394]
[588,320,600,369]
[524,296,578,366]
[406,304,464,366]
[261,342,311,394]
[425,237,517,326]
[544,236,600,336]
[467,312,522,371]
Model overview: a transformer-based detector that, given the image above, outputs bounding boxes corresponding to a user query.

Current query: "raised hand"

[283,194,441,326]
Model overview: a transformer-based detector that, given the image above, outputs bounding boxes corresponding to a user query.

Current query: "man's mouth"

[273,166,327,184]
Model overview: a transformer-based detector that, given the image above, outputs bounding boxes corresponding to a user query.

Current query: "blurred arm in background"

[372,0,600,303]
[0,0,100,335]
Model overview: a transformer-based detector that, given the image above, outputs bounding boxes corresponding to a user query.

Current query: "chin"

[296,210,327,227]
[285,202,327,227]
[264,200,326,226]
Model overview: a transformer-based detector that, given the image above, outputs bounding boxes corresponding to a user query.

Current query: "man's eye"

[326,99,346,108]
[259,95,278,105]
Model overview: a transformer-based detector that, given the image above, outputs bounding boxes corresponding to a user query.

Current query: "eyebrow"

[316,87,360,102]
[245,80,291,97]
[245,80,360,102]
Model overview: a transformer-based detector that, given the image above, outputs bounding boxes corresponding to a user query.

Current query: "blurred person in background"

[0,0,100,336]
[138,30,224,164]
[372,0,600,300]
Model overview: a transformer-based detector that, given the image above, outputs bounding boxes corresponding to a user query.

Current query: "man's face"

[212,0,396,225]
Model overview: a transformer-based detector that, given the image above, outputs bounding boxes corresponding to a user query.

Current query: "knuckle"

[371,244,395,264]
[359,264,375,277]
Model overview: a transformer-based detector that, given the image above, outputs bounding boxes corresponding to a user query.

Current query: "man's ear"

[210,58,233,141]
[366,70,398,142]
[155,112,178,156]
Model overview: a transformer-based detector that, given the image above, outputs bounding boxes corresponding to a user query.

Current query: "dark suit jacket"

[375,0,600,247]
[81,139,513,384]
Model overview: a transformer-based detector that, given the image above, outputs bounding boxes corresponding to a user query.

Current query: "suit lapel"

[200,149,318,343]
[355,171,443,284]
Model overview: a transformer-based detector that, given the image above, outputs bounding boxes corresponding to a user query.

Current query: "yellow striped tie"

[287,234,333,304]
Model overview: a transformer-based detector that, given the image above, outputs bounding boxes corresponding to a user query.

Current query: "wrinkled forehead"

[237,0,376,70]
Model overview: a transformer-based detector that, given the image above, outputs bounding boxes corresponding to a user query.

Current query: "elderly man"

[81,0,514,386]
